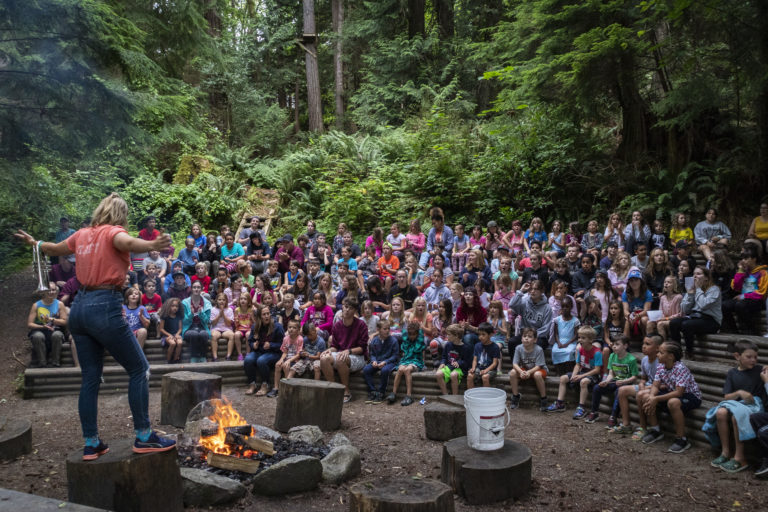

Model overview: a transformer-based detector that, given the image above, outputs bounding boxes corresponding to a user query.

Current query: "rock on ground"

[251,455,322,496]
[180,467,246,507]
[287,425,323,445]
[327,432,351,448]
[321,444,361,484]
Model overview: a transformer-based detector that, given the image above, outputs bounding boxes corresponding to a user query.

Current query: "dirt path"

[1,270,767,510]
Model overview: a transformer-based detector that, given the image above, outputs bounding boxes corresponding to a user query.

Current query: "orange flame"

[199,399,252,456]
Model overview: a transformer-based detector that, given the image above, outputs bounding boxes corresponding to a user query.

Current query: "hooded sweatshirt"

[508,290,553,339]
[163,259,191,293]
[732,265,768,301]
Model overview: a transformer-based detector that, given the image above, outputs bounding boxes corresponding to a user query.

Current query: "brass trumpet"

[33,243,51,293]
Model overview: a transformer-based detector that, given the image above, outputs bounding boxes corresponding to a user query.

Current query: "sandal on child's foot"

[720,459,748,473]
[710,454,729,468]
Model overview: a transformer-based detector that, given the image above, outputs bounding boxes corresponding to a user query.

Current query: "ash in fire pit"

[179,399,330,485]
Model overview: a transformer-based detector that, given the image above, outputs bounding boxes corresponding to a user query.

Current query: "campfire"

[179,398,330,482]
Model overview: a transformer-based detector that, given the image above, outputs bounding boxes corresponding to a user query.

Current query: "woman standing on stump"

[15,193,176,461]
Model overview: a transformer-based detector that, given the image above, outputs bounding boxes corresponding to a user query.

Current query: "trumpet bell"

[32,244,51,293]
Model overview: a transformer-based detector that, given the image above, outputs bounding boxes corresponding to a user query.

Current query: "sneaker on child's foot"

[133,431,176,454]
[365,392,376,403]
[370,392,383,405]
[237,354,244,361]
[641,429,664,444]
[82,440,109,461]
[668,437,691,454]
[572,406,586,420]
[265,388,278,398]
[539,398,549,412]
[386,393,397,404]
[612,425,633,435]
[755,458,768,477]
[509,394,520,410]
[401,395,414,406]
[606,416,617,428]
[584,412,599,423]
[546,402,565,413]
[631,427,646,441]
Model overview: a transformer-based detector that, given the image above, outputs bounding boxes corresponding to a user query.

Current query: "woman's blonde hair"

[91,193,128,227]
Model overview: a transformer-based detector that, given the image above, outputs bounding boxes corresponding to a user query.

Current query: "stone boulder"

[252,424,282,441]
[251,455,323,496]
[321,444,361,484]
[180,467,246,507]
[288,425,323,445]
[328,432,351,449]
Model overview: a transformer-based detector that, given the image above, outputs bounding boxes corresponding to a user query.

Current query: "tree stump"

[161,371,222,427]
[66,438,183,512]
[0,488,109,511]
[273,378,345,432]
[423,402,466,441]
[349,477,454,512]
[0,417,32,461]
[440,436,532,505]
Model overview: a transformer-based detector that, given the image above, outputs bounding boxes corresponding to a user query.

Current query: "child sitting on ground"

[585,335,638,425]
[266,319,304,398]
[509,327,549,411]
[702,340,766,472]
[435,324,474,395]
[546,326,603,418]
[158,297,183,364]
[615,334,662,438]
[387,322,426,406]
[638,342,702,453]
[362,319,400,404]
[466,322,501,390]
[287,323,326,380]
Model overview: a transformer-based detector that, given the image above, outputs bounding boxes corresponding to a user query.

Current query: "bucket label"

[478,412,506,440]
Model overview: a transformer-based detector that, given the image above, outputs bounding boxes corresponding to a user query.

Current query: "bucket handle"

[467,407,511,435]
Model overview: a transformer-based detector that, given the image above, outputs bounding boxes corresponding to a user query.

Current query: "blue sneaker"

[133,431,176,454]
[572,406,586,420]
[82,440,109,461]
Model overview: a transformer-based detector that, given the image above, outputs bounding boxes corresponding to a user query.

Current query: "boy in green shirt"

[585,336,638,423]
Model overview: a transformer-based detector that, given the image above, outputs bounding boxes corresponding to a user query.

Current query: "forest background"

[1,0,767,273]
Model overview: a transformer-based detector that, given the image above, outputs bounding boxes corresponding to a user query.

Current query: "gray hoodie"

[508,290,553,339]
[681,285,722,326]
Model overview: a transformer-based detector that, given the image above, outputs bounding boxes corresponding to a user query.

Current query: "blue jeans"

[68,289,150,438]
[244,349,281,385]
[362,362,396,394]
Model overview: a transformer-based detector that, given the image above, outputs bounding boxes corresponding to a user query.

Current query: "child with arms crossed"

[435,324,474,395]
[466,323,501,389]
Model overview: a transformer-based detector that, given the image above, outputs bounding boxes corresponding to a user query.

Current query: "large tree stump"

[161,371,222,427]
[423,402,466,441]
[0,417,32,461]
[440,436,532,505]
[349,477,454,512]
[274,378,345,432]
[66,438,183,512]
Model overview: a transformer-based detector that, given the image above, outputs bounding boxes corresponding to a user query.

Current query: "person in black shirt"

[387,269,419,310]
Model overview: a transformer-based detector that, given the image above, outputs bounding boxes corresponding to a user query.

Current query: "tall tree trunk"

[303,0,323,132]
[407,0,425,39]
[203,0,222,37]
[332,0,344,129]
[432,0,454,41]
[756,0,768,176]
[294,76,301,134]
[615,54,649,163]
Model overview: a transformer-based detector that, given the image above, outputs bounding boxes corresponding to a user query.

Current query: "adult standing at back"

[746,203,768,259]
[694,208,732,261]
[15,193,176,461]
[275,234,305,273]
[419,207,454,270]
[623,211,651,256]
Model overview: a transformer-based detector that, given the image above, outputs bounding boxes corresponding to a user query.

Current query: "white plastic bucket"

[464,387,510,451]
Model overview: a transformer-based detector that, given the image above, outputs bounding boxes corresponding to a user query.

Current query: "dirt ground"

[2,270,768,511]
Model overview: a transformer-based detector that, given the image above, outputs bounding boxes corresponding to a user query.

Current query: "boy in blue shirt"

[546,326,603,418]
[435,324,474,395]
[466,322,501,389]
[362,319,400,404]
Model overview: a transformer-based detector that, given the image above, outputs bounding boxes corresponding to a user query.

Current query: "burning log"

[206,452,261,474]
[224,425,253,436]
[245,436,276,456]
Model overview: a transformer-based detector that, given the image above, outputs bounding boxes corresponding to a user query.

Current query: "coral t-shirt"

[66,225,129,287]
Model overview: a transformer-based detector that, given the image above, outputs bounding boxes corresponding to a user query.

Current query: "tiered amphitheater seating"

[22,319,768,444]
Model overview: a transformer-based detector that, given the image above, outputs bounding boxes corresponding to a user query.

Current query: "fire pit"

[178,398,330,485]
